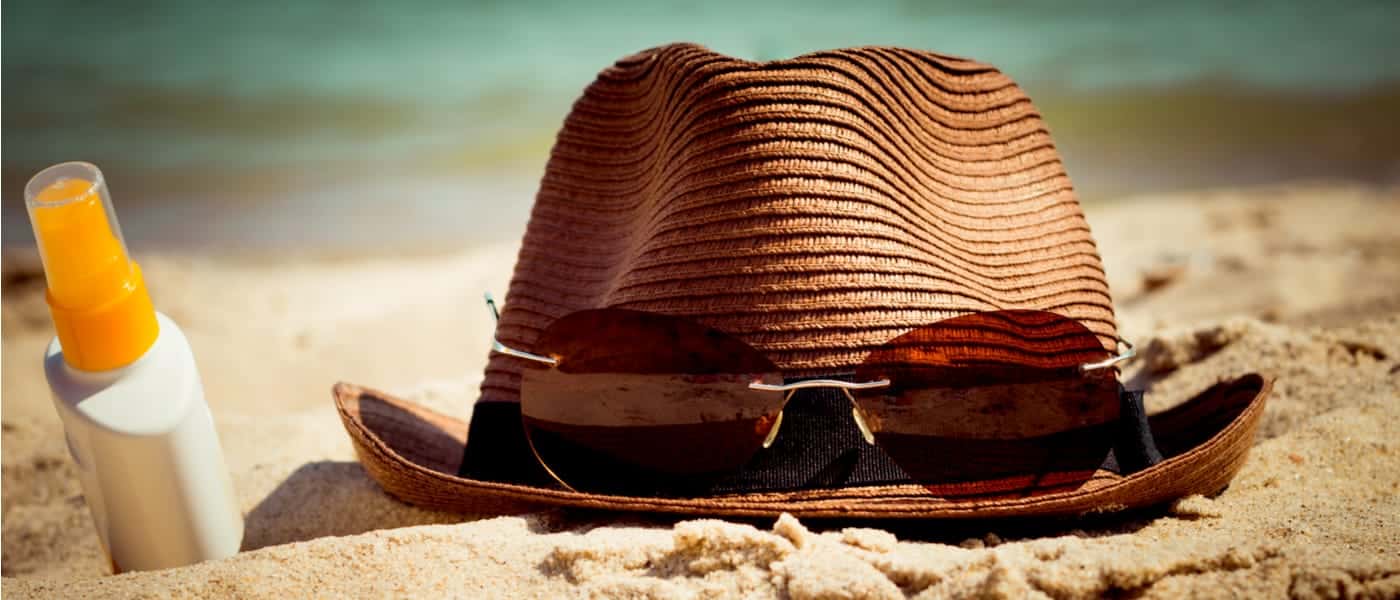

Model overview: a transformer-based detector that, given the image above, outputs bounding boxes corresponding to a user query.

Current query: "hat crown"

[485,44,1113,401]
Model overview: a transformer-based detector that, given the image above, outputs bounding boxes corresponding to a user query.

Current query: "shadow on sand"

[240,461,473,551]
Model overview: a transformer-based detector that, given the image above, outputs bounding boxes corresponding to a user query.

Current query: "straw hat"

[335,43,1271,518]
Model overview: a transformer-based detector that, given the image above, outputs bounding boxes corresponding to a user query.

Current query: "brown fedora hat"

[334,43,1271,518]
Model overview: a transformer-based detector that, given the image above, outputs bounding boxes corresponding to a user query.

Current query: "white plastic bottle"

[25,162,243,573]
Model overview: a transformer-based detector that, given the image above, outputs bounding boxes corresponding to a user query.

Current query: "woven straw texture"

[336,375,1270,518]
[482,43,1115,404]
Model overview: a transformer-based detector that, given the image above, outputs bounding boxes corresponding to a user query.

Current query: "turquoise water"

[4,0,1399,250]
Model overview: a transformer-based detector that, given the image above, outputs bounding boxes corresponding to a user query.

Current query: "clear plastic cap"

[24,161,134,310]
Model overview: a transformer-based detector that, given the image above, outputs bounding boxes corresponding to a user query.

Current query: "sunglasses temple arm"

[484,292,559,366]
[492,340,558,365]
[484,292,500,322]
[1080,337,1137,373]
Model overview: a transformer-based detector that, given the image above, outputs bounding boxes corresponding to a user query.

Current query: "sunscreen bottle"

[24,162,243,572]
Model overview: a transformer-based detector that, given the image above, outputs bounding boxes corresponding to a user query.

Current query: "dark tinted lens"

[853,310,1119,498]
[520,308,783,496]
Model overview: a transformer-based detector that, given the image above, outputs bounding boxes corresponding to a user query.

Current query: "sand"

[3,182,1399,598]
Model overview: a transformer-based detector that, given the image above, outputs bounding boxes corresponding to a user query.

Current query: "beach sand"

[3,182,1398,598]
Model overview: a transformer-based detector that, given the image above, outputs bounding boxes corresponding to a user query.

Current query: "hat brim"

[333,374,1271,519]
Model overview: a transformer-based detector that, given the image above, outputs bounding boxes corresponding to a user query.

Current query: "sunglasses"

[486,294,1136,498]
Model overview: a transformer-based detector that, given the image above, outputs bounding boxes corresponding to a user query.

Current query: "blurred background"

[4,0,1399,253]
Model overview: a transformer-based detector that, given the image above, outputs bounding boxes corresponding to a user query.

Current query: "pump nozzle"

[25,162,158,371]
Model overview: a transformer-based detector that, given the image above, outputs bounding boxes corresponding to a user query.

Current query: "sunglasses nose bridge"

[747,379,890,392]
[758,388,797,449]
[839,388,878,446]
[750,380,886,447]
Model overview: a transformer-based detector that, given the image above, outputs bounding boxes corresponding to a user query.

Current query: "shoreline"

[3,177,1394,261]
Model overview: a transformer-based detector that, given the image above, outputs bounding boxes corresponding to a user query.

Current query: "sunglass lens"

[852,310,1120,498]
[519,309,784,496]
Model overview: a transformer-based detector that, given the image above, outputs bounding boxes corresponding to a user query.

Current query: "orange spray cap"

[24,162,158,371]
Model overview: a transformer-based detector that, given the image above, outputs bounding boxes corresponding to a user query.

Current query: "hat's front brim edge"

[332,374,1272,519]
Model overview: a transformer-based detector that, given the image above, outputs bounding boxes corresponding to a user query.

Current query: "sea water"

[4,0,1398,251]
